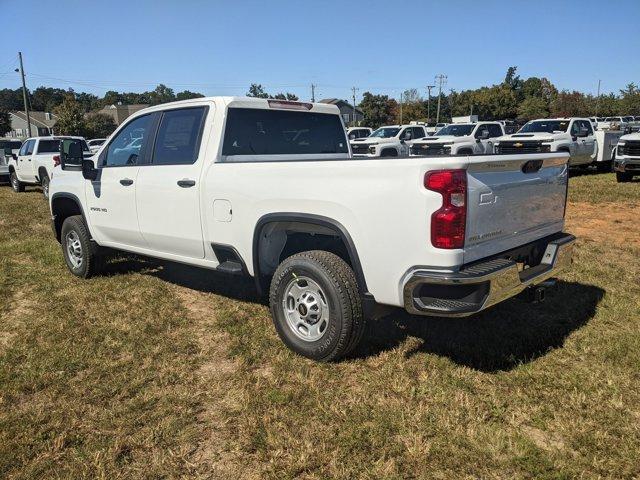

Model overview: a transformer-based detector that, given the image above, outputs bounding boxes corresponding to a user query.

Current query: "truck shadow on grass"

[356,281,604,372]
[100,257,603,372]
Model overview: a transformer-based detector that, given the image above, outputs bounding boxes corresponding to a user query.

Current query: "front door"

[16,139,36,182]
[135,106,208,259]
[85,113,157,247]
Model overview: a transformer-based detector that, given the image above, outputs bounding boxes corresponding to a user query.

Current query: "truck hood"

[415,135,469,144]
[350,137,396,145]
[495,132,568,142]
[620,132,640,141]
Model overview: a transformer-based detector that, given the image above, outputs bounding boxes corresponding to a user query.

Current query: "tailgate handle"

[522,159,543,174]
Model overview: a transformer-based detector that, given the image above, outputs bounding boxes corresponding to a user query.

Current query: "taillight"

[425,169,467,249]
[53,155,60,167]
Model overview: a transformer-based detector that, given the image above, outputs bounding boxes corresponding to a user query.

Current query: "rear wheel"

[61,215,104,278]
[10,170,24,192]
[269,250,364,362]
[616,171,633,183]
[41,173,50,199]
[595,160,611,173]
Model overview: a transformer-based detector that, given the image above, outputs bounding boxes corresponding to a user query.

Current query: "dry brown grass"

[0,173,639,479]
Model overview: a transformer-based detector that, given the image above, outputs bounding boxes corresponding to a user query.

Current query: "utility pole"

[399,92,403,125]
[311,83,316,103]
[434,74,447,124]
[595,79,601,117]
[17,52,32,137]
[426,85,435,122]
[351,86,359,126]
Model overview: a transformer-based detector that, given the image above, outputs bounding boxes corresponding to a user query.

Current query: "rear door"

[135,106,208,259]
[86,113,157,247]
[579,120,596,162]
[464,154,569,263]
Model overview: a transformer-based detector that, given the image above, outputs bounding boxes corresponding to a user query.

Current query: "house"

[319,98,364,125]
[5,111,58,139]
[94,103,149,125]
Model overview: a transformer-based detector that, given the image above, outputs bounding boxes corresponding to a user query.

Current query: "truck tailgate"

[464,154,568,263]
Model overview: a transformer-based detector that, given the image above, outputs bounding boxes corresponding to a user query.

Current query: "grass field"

[0,171,639,479]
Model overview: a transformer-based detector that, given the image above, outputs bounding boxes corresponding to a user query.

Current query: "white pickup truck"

[409,122,504,156]
[494,118,596,166]
[8,136,91,198]
[350,124,426,157]
[0,139,23,181]
[614,132,640,182]
[49,97,575,361]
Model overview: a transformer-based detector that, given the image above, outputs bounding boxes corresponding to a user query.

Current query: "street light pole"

[434,74,447,124]
[426,85,435,122]
[17,52,32,137]
[351,87,359,126]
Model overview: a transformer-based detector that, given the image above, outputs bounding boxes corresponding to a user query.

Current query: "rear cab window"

[222,107,348,161]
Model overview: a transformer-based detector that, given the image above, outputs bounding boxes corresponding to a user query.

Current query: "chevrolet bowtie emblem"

[514,142,523,147]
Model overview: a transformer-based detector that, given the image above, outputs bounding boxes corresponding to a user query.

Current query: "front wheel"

[616,171,633,183]
[61,215,104,278]
[269,251,364,362]
[10,171,24,192]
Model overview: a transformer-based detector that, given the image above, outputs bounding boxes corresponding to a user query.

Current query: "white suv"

[410,122,504,156]
[350,125,426,157]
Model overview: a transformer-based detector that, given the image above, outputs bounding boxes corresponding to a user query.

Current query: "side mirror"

[403,132,412,141]
[60,139,84,169]
[11,153,17,160]
[82,159,98,181]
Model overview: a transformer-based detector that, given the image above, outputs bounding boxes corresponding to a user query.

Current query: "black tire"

[595,161,611,173]
[10,170,24,193]
[616,171,633,183]
[269,250,364,362]
[60,215,103,278]
[41,173,50,199]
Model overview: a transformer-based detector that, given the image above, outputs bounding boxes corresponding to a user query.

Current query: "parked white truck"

[614,132,640,182]
[409,122,504,156]
[0,139,23,181]
[350,124,426,157]
[494,118,597,166]
[49,97,575,361]
[8,136,91,198]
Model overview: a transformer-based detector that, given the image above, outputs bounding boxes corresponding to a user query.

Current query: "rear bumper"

[403,233,575,317]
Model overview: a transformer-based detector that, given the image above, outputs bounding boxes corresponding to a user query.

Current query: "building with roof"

[94,103,149,125]
[5,111,58,138]
[319,98,364,125]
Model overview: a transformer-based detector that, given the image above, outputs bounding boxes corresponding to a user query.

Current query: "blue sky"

[2,0,639,103]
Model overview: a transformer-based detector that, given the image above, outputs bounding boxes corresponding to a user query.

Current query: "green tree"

[53,96,87,135]
[148,84,175,105]
[176,90,205,101]
[0,88,27,110]
[619,83,640,115]
[517,96,549,120]
[359,92,397,128]
[31,87,69,112]
[0,109,10,136]
[84,113,117,138]
[272,92,299,101]
[551,90,588,117]
[247,84,270,98]
[75,92,100,112]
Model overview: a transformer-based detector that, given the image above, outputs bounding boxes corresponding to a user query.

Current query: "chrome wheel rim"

[66,231,83,269]
[282,275,330,342]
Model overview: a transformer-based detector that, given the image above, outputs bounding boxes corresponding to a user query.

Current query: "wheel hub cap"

[66,231,83,268]
[282,276,329,342]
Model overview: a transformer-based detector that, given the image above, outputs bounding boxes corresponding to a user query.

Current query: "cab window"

[102,114,154,167]
[152,107,206,165]
[487,124,503,137]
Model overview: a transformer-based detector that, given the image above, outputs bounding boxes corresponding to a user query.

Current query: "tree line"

[358,67,640,128]
[1,68,639,136]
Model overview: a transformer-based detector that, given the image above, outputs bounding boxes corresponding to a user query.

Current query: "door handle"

[119,178,134,186]
[177,179,196,188]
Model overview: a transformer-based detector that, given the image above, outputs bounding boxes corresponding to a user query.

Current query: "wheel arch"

[252,213,368,295]
[50,192,89,243]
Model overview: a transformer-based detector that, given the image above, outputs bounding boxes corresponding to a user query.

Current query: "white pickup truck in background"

[49,97,575,361]
[0,139,23,181]
[494,118,597,166]
[8,136,91,198]
[349,124,426,157]
[346,127,372,140]
[409,121,504,156]
[614,132,640,182]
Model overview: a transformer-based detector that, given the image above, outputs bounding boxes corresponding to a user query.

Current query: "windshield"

[519,120,570,133]
[435,124,475,136]
[370,127,400,138]
[623,116,634,122]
